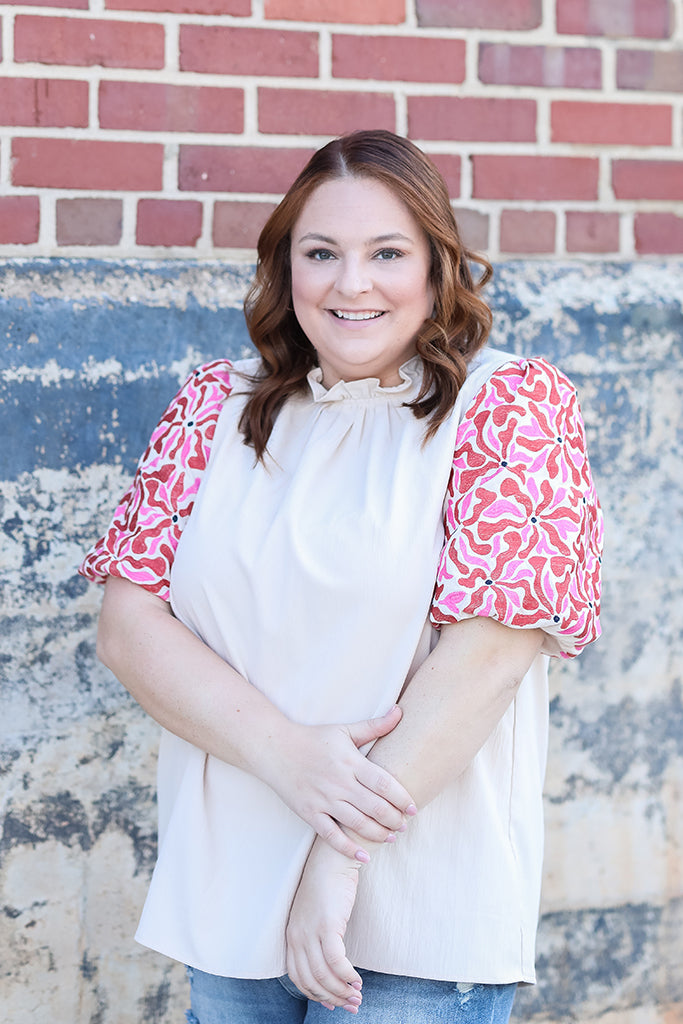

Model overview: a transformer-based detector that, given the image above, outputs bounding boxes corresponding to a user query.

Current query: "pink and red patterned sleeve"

[430,358,603,658]
[79,360,234,602]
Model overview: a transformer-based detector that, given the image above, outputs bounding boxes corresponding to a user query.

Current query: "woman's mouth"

[330,310,385,321]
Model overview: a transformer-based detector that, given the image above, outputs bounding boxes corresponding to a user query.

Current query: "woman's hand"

[286,838,363,1013]
[259,706,416,861]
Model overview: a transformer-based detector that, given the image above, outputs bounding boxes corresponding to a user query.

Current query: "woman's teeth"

[331,310,384,320]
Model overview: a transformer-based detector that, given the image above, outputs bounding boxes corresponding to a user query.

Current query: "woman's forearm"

[376,617,543,799]
[344,616,545,855]
[98,575,290,774]
[97,575,415,856]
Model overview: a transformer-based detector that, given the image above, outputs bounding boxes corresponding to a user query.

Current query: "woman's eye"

[306,249,336,261]
[375,248,403,261]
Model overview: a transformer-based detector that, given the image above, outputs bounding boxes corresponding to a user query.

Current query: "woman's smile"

[329,309,386,321]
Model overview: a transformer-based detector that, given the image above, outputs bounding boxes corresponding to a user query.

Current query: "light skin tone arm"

[285,616,545,1013]
[96,575,417,861]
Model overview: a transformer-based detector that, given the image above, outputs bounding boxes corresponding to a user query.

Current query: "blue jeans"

[186,966,517,1023]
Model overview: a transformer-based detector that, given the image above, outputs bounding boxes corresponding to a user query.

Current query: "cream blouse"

[81,346,602,983]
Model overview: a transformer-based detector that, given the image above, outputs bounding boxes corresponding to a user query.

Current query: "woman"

[80,130,602,1022]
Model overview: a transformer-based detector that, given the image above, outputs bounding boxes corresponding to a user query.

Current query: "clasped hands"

[258,703,415,1014]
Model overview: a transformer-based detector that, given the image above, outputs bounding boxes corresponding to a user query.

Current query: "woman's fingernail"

[398,822,407,833]
[355,849,371,864]
[385,833,396,844]
[346,995,362,1006]
[406,803,418,816]
[321,1002,335,1011]
[350,981,363,991]
[343,1006,359,1014]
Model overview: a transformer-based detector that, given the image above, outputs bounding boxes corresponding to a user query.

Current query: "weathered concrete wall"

[1,258,681,1024]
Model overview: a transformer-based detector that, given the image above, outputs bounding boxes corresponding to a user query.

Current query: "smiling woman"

[79,130,603,1024]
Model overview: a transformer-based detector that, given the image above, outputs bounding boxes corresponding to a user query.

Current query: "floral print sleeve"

[79,360,234,602]
[430,359,603,658]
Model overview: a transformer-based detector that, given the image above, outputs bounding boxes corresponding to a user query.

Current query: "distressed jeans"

[185,966,517,1023]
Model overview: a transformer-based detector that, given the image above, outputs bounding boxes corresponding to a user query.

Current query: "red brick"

[136,199,202,247]
[12,139,163,190]
[0,78,88,127]
[213,200,276,248]
[426,153,461,196]
[0,196,39,244]
[613,160,683,200]
[478,43,601,88]
[265,0,404,23]
[417,0,541,30]
[107,0,248,12]
[0,0,87,7]
[180,25,317,76]
[500,210,555,253]
[332,35,465,83]
[617,49,683,92]
[551,100,671,145]
[56,198,122,245]
[179,145,314,194]
[566,211,619,253]
[453,207,489,251]
[634,212,683,254]
[99,82,243,133]
[472,155,599,200]
[409,97,536,142]
[258,88,395,135]
[557,0,671,39]
[14,15,164,69]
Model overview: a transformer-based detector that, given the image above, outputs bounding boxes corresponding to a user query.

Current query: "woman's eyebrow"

[296,232,337,244]
[370,233,413,244]
[295,232,413,244]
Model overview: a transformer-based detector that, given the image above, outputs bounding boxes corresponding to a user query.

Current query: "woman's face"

[290,176,434,388]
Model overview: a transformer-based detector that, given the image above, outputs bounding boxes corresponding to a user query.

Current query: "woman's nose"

[335,257,372,296]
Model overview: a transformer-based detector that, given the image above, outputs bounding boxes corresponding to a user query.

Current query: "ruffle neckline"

[306,356,423,404]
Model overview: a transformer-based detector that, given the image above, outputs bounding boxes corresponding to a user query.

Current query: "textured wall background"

[0,0,682,258]
[1,256,681,1023]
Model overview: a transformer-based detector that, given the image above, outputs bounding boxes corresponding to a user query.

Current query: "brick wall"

[0,0,681,258]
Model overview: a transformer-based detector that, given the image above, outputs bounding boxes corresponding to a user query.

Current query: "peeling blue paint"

[141,976,173,1024]
[548,681,683,798]
[0,299,249,370]
[2,791,92,854]
[92,784,158,875]
[511,901,683,1019]
[0,259,255,479]
[1,377,209,477]
[1,779,158,875]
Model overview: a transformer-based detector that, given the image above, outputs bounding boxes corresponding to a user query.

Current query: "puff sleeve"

[430,358,603,658]
[79,360,234,602]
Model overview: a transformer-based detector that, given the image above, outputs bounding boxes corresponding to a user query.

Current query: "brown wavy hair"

[240,130,493,461]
